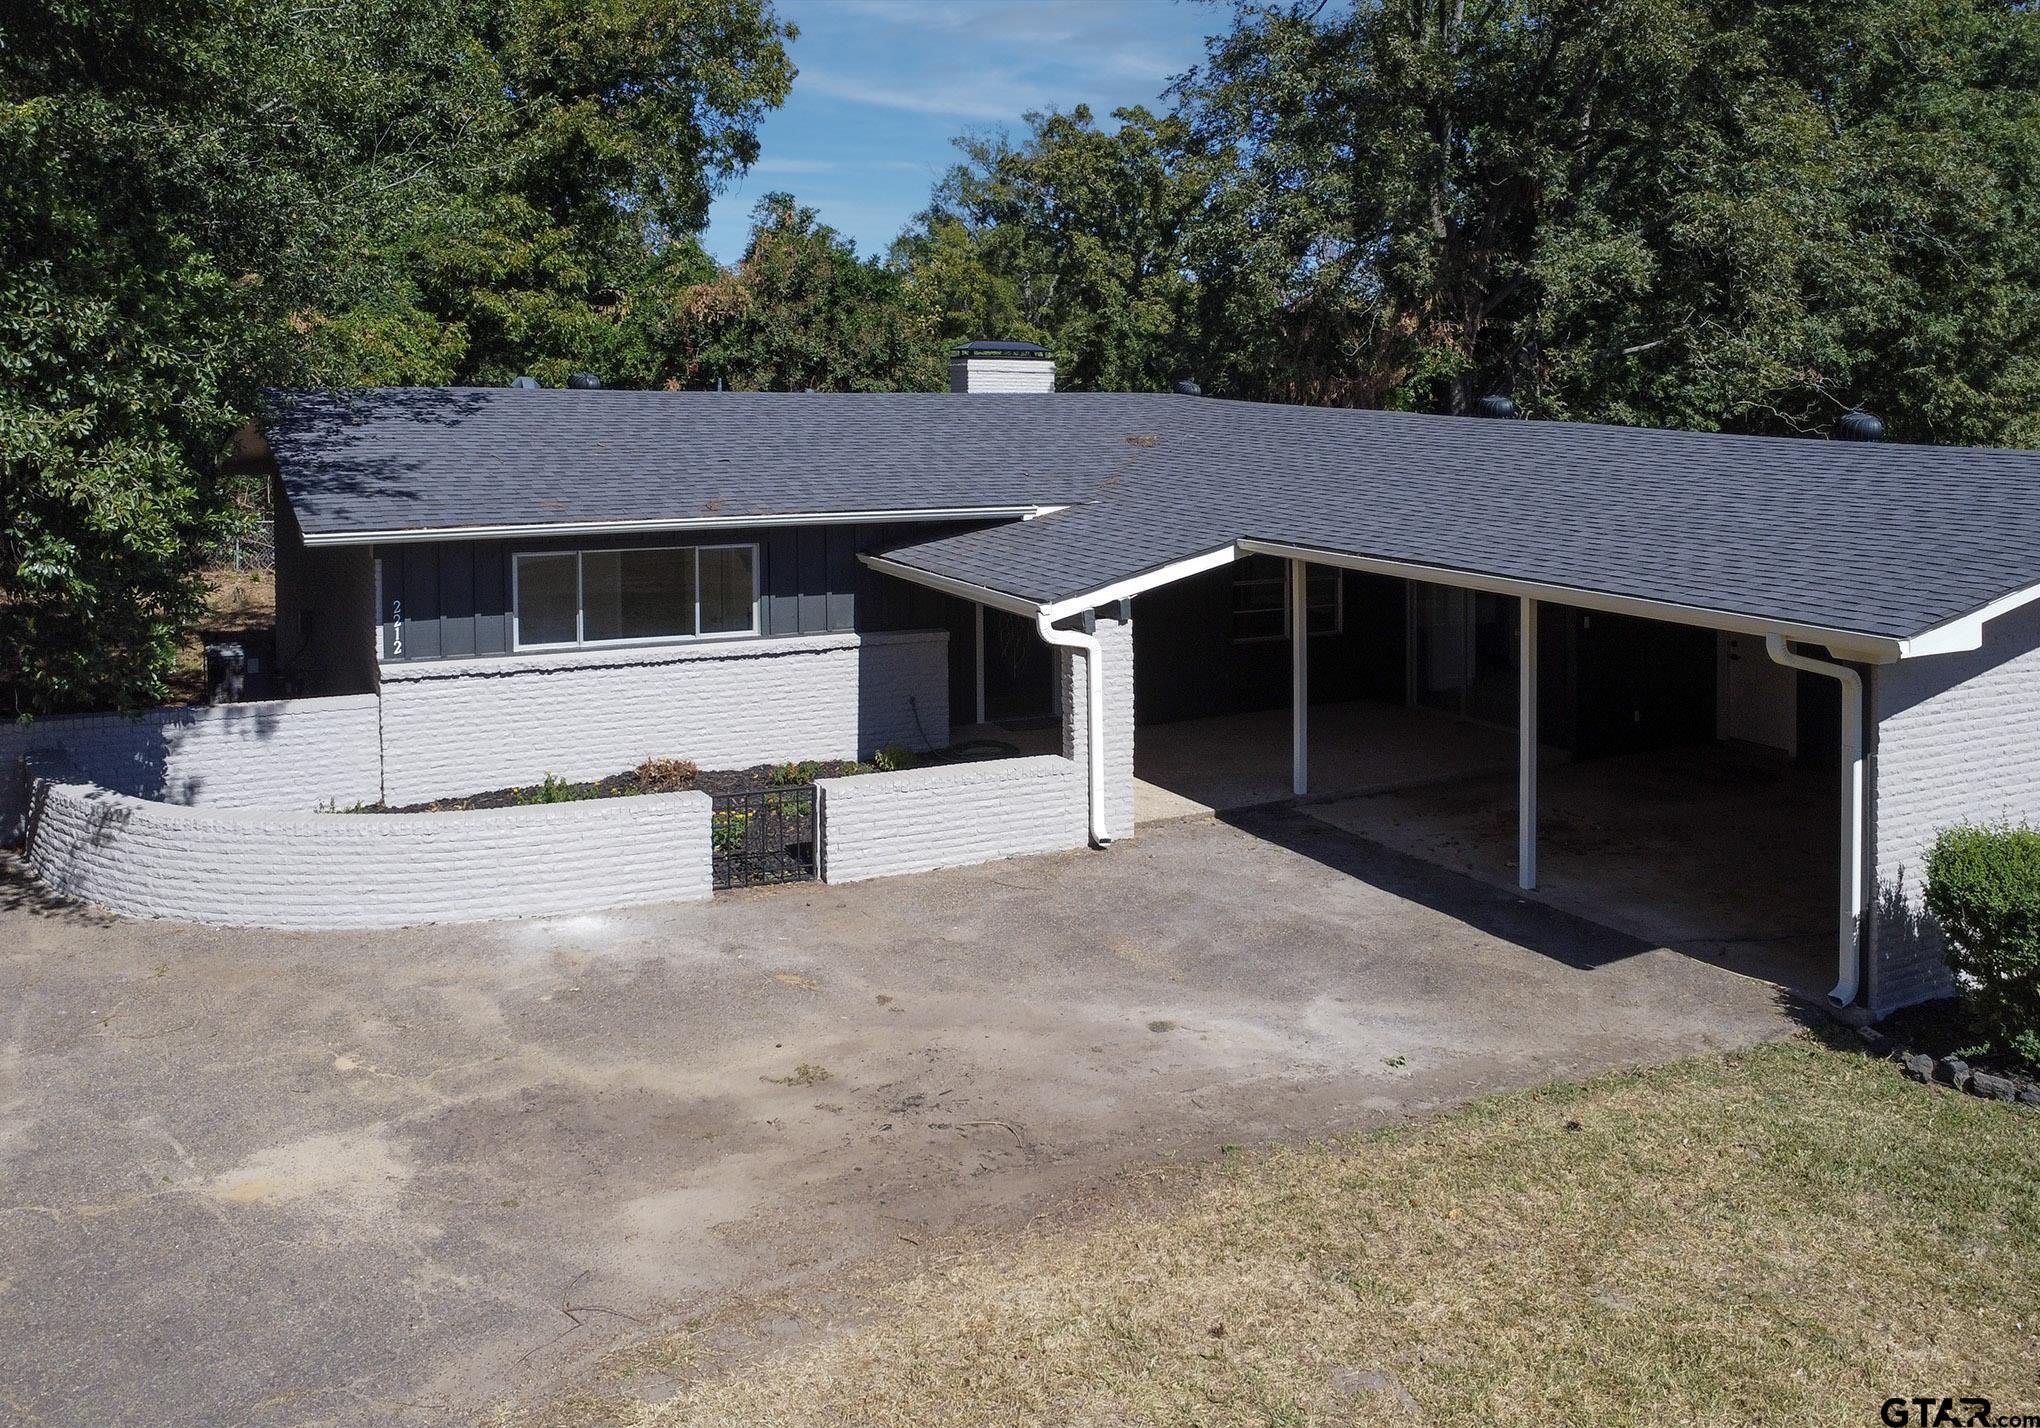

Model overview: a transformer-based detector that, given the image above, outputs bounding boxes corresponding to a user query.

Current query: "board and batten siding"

[374,522,979,661]
[373,521,987,721]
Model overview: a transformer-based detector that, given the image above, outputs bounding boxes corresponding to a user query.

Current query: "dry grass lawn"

[519,1036,2039,1428]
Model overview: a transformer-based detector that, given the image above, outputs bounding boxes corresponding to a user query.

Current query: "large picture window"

[1231,555,1341,642]
[513,545,758,650]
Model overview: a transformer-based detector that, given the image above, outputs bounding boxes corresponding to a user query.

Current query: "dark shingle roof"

[265,386,2040,644]
[265,388,1158,535]
[878,400,2040,644]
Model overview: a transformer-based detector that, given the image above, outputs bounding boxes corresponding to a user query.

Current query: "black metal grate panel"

[711,786,818,889]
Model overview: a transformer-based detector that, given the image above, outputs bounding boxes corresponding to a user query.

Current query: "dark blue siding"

[378,522,986,663]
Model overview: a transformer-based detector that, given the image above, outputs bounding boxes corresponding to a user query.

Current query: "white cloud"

[750,156,843,174]
[797,66,1056,121]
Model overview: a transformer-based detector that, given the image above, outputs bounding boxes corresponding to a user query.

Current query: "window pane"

[583,548,695,642]
[516,554,579,646]
[698,546,756,634]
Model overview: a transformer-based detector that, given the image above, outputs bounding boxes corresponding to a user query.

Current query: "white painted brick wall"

[817,755,1084,882]
[0,695,382,841]
[23,756,710,928]
[379,630,948,805]
[816,608,1137,883]
[1061,610,1137,839]
[1868,600,2040,1012]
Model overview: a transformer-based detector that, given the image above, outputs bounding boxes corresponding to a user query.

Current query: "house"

[14,343,2040,1010]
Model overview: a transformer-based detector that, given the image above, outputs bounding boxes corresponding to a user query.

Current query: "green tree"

[1175,0,2040,441]
[2,0,795,714]
[898,104,1216,392]
[668,194,944,392]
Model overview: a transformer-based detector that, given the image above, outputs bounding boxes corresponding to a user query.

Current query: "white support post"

[974,603,987,726]
[1519,596,1539,890]
[1291,558,1310,798]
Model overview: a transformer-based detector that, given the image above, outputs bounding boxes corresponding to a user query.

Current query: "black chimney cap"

[1173,379,1202,397]
[566,372,602,390]
[509,375,541,389]
[952,340,1051,358]
[1474,394,1517,420]
[1835,409,1885,442]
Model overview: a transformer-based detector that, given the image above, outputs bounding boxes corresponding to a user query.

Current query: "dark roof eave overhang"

[299,503,1071,547]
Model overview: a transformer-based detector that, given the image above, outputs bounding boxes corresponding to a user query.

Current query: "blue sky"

[701,0,1221,263]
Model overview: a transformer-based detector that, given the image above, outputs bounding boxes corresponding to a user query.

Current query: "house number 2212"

[390,599,404,656]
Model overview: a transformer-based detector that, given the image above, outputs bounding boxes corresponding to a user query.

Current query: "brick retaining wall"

[816,610,1135,883]
[21,756,711,929]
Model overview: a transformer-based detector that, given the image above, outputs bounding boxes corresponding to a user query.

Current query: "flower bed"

[349,740,1022,814]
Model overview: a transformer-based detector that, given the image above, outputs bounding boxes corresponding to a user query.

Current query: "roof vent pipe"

[509,375,541,389]
[566,372,602,390]
[1474,394,1517,419]
[1835,410,1885,442]
[1173,379,1203,397]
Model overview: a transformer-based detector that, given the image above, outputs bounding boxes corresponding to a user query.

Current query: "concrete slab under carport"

[1300,742,1834,1001]
[1129,700,1534,824]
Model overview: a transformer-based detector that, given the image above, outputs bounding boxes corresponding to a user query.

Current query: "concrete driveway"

[0,811,1806,1427]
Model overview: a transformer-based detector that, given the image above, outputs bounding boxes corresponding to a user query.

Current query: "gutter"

[1036,609,1111,847]
[1765,635,1865,1007]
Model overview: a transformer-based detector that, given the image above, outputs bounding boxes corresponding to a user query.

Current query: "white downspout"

[1037,608,1111,847]
[1764,635,1863,1007]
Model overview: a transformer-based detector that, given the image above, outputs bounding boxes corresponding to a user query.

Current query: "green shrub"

[1923,823,2040,1069]
[769,760,821,786]
[710,808,752,855]
[871,742,916,773]
[513,773,594,806]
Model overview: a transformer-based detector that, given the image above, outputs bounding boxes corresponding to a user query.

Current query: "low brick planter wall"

[21,757,711,929]
[816,755,1087,883]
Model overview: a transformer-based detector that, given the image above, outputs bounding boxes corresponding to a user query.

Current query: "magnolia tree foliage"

[2,0,794,714]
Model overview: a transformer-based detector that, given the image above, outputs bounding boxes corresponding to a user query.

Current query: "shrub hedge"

[1923,823,2040,1069]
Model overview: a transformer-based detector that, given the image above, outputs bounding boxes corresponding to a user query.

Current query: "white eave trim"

[301,504,1062,547]
[862,544,1240,623]
[1037,546,1238,621]
[1235,539,1908,664]
[1894,579,2040,658]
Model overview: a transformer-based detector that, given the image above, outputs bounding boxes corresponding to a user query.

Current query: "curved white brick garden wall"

[379,629,949,805]
[22,757,711,929]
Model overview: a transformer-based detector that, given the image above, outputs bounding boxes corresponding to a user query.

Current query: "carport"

[862,402,2040,1018]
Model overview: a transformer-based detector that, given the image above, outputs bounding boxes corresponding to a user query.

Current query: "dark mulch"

[1876,996,2036,1080]
[357,740,1023,815]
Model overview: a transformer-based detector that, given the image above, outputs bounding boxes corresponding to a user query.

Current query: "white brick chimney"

[948,340,1055,393]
